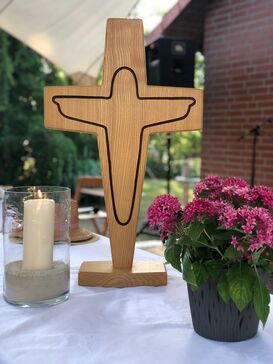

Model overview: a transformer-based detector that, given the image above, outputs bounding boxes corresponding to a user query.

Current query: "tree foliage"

[147,131,201,178]
[0,30,99,188]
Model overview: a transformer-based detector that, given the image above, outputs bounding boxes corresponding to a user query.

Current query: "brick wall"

[201,0,273,186]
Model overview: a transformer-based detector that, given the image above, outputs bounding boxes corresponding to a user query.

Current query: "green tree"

[0,30,99,188]
[195,52,205,89]
[147,131,201,179]
[0,30,13,113]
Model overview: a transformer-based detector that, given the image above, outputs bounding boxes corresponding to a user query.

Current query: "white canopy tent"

[0,0,139,83]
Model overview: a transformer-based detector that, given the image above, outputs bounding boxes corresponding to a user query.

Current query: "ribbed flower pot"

[268,263,273,294]
[267,274,273,295]
[187,279,259,342]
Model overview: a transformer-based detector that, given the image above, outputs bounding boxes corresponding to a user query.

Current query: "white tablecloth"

[0,235,273,364]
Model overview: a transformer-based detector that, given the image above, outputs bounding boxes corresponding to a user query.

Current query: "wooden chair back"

[74,176,103,204]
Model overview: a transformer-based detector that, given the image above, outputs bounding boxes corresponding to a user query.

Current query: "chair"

[74,176,108,235]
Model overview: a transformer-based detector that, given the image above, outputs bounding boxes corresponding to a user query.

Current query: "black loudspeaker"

[146,38,196,88]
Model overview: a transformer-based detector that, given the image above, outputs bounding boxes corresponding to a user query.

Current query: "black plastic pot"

[187,279,259,342]
[267,272,273,294]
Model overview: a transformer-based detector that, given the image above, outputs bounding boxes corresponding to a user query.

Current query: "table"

[0,236,273,364]
[80,187,104,198]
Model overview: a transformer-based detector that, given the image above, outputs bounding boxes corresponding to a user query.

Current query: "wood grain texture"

[44,18,203,286]
[78,261,167,287]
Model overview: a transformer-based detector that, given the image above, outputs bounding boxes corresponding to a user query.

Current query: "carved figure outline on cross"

[52,66,196,226]
[44,18,203,286]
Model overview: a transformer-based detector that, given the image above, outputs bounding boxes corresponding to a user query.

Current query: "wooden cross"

[44,19,203,287]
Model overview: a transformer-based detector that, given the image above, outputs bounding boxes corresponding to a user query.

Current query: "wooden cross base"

[78,261,167,288]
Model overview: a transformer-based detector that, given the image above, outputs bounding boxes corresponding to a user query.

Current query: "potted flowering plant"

[147,176,273,342]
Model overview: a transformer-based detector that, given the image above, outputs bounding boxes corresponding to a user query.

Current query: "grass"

[139,179,183,221]
[137,178,194,241]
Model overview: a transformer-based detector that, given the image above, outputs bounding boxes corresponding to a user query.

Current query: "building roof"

[146,0,206,51]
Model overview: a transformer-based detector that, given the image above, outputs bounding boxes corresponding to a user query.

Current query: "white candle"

[22,195,55,270]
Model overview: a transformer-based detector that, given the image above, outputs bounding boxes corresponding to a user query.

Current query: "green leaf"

[193,261,209,286]
[227,263,255,311]
[176,236,204,248]
[266,249,273,261]
[203,221,218,237]
[166,234,179,248]
[253,274,270,326]
[188,221,204,241]
[197,233,216,248]
[224,245,243,259]
[182,250,197,287]
[258,258,269,268]
[190,284,199,292]
[252,250,263,265]
[204,260,224,279]
[165,243,182,272]
[210,239,226,247]
[198,234,210,245]
[217,273,230,304]
[212,230,235,241]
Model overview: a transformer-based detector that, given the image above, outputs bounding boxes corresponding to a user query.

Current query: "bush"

[0,30,100,189]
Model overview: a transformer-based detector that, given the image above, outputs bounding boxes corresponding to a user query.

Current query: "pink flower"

[221,186,252,202]
[248,242,262,252]
[244,253,253,261]
[147,194,181,239]
[220,178,251,202]
[231,236,238,247]
[194,175,251,202]
[217,202,237,228]
[222,177,248,188]
[194,175,222,198]
[237,206,273,251]
[249,185,273,209]
[242,224,254,234]
[147,175,273,257]
[183,198,218,223]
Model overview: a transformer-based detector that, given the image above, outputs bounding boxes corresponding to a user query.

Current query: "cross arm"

[44,86,108,134]
[141,87,203,134]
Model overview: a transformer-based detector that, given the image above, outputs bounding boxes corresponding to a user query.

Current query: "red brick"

[201,0,273,187]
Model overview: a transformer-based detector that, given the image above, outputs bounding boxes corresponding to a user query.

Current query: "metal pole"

[239,117,272,187]
[166,133,171,194]
[250,129,259,187]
